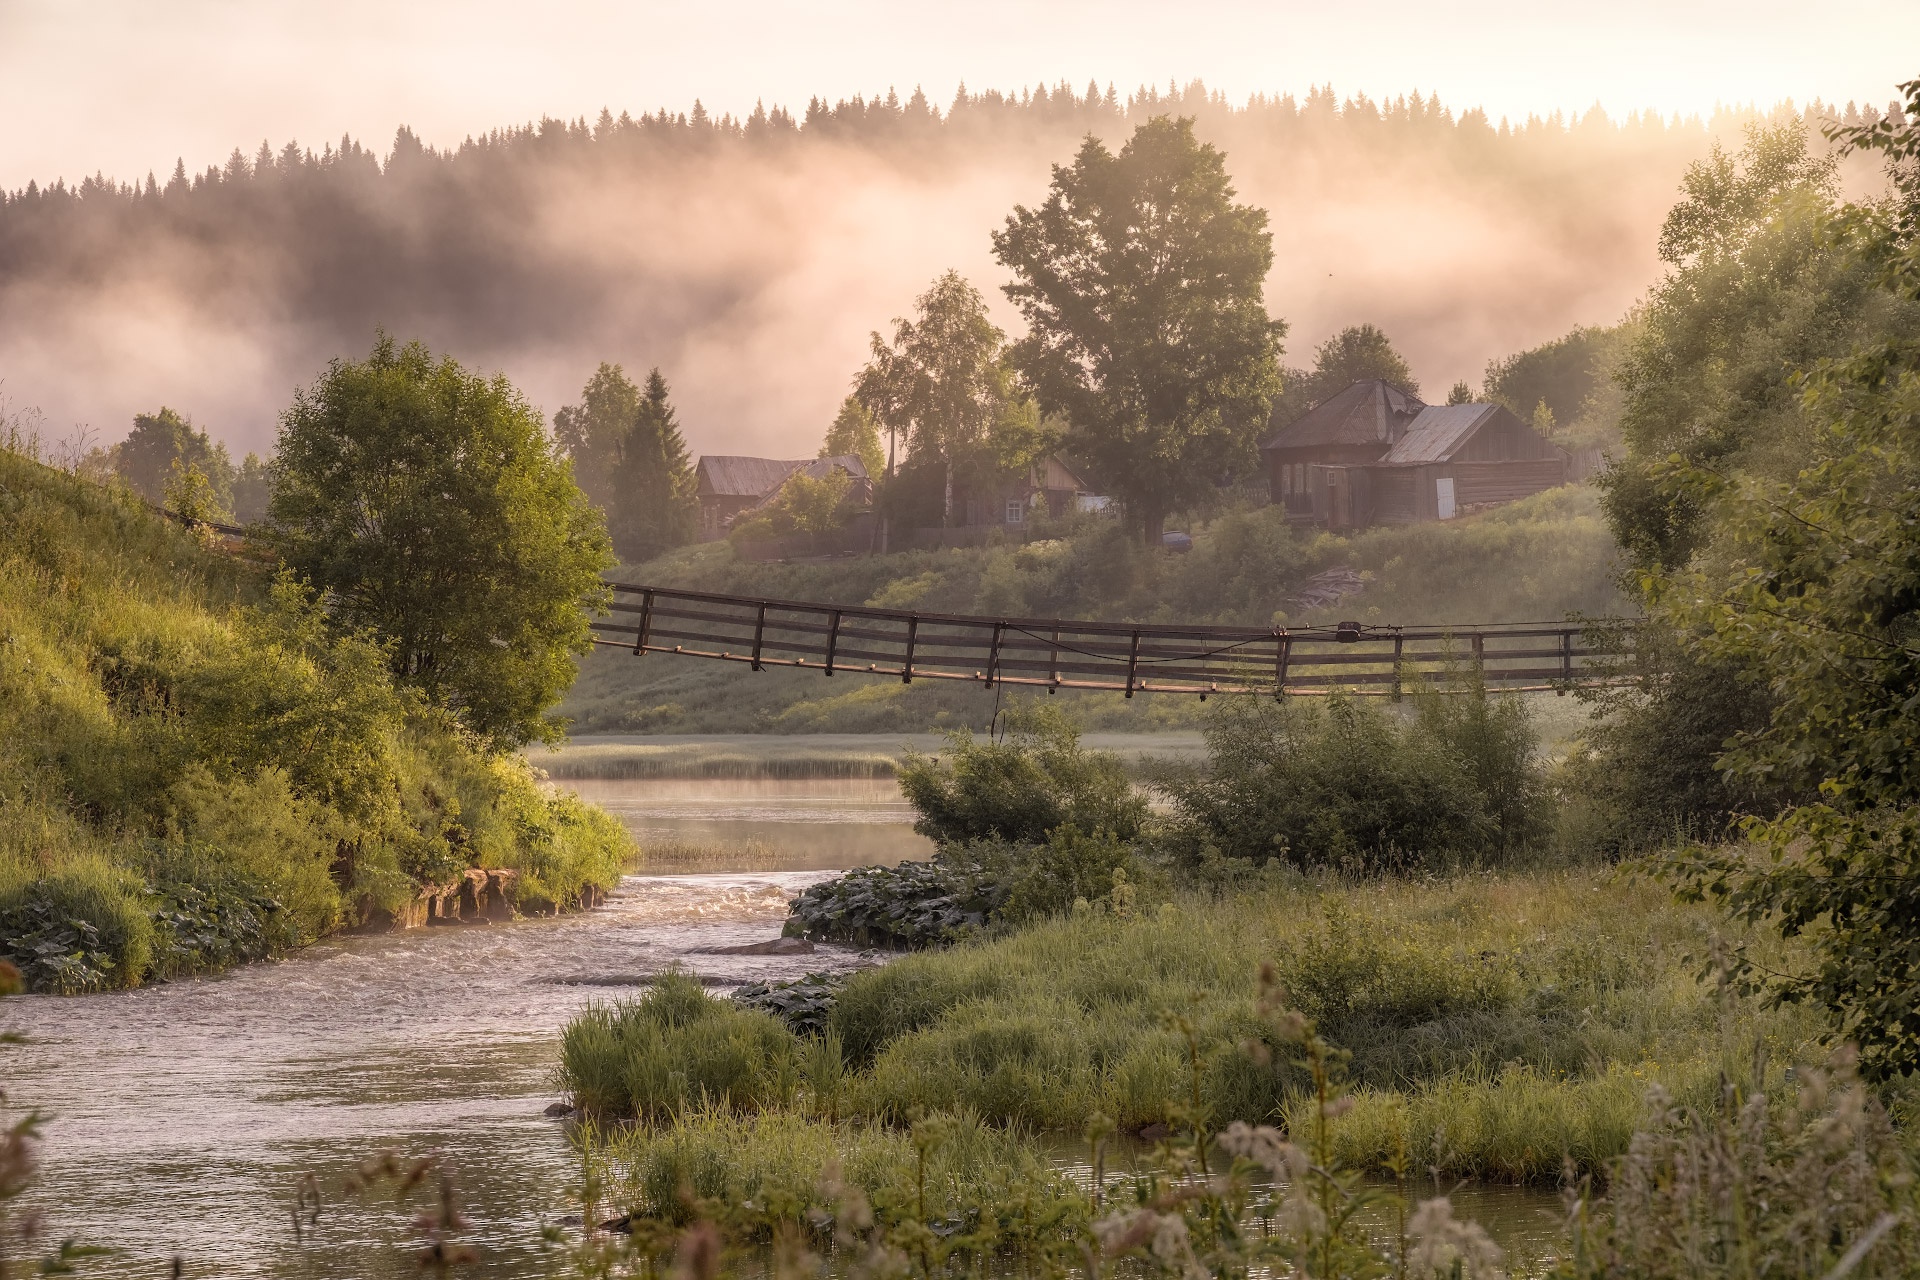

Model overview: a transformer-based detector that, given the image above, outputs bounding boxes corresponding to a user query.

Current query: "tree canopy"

[113,407,234,513]
[268,334,612,748]
[819,394,885,478]
[608,368,697,562]
[1622,83,1920,1078]
[994,115,1283,541]
[857,270,1020,526]
[553,361,642,512]
[554,363,697,564]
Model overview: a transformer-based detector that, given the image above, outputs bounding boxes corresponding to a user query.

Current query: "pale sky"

[2,0,1915,190]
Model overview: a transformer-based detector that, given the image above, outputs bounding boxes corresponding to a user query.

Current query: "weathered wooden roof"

[1378,404,1500,464]
[1261,379,1426,452]
[696,454,869,498]
[1378,403,1549,465]
[736,456,873,517]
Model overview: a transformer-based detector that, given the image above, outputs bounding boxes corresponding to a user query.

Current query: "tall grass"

[559,971,802,1121]
[823,869,1825,1177]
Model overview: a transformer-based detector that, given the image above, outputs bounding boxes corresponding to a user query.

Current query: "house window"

[1280,464,1292,495]
[1005,498,1025,524]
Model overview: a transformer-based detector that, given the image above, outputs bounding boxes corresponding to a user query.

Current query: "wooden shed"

[1366,403,1567,524]
[1263,381,1567,527]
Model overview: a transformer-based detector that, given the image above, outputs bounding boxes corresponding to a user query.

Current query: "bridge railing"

[592,582,1627,698]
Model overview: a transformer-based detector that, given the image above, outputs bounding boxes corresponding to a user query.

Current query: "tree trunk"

[1143,506,1164,547]
[942,458,953,528]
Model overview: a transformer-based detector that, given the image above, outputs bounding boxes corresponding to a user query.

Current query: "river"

[4,774,1562,1277]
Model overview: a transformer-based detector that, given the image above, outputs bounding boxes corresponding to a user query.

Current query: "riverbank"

[529,731,1209,780]
[0,449,631,992]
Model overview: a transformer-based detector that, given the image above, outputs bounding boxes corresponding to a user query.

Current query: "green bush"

[559,971,802,1121]
[1155,687,1548,873]
[897,701,1145,845]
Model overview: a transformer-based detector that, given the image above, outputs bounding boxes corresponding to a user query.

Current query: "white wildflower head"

[1406,1197,1506,1280]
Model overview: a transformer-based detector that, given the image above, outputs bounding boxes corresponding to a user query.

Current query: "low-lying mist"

[0,82,1859,458]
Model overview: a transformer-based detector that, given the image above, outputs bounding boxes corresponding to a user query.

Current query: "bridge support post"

[751,603,766,671]
[901,616,918,684]
[633,590,654,656]
[824,610,842,676]
[1124,630,1141,699]
[1273,631,1291,700]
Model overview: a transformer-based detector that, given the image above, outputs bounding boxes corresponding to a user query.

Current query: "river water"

[4,779,926,1279]
[4,776,1561,1277]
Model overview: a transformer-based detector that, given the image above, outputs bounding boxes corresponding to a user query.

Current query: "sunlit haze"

[1,0,1913,456]
[5,0,1911,191]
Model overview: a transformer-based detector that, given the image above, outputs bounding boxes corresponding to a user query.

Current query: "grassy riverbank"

[831,868,1821,1179]
[559,868,1829,1183]
[0,448,631,991]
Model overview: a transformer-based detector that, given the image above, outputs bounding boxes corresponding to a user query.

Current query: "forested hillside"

[0,82,1849,459]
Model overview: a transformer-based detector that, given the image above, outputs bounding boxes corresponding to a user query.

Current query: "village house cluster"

[694,379,1568,546]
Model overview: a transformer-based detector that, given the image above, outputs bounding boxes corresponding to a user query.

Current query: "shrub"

[1155,689,1547,873]
[897,701,1145,846]
[559,971,801,1122]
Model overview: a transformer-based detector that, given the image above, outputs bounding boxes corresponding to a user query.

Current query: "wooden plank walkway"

[592,581,1628,698]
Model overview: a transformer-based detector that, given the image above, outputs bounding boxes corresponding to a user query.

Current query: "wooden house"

[1260,380,1426,520]
[694,454,870,540]
[952,456,1100,530]
[1259,381,1566,528]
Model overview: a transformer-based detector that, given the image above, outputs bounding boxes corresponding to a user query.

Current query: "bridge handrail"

[592,581,1636,699]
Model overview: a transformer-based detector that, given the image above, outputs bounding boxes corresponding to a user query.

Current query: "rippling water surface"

[6,778,898,1278]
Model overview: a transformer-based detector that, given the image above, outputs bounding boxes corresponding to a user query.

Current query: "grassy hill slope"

[0,448,630,991]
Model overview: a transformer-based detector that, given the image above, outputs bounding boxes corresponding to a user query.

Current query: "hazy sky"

[3,0,1915,190]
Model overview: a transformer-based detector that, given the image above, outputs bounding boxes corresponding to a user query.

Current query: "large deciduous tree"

[553,361,642,511]
[269,334,612,749]
[857,271,1015,526]
[819,394,885,479]
[993,115,1283,542]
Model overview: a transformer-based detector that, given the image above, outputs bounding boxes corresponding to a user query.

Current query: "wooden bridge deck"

[592,581,1629,698]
